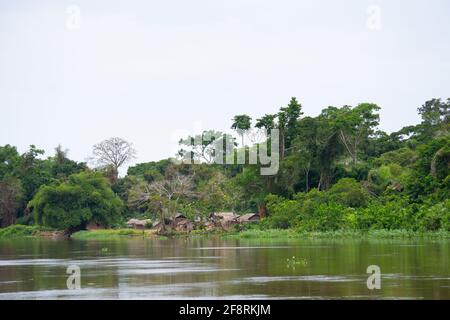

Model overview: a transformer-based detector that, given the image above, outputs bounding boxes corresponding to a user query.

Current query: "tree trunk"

[430,147,446,178]
[318,170,331,190]
[305,168,310,192]
[258,203,267,218]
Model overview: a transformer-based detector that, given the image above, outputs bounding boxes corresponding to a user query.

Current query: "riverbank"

[69,227,450,240]
[0,225,49,239]
[221,228,450,239]
[1,224,449,240]
[70,229,157,240]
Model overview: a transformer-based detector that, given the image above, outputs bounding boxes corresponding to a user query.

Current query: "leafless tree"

[132,174,195,208]
[91,137,136,182]
[128,173,196,231]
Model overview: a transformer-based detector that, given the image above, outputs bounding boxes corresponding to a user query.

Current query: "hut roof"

[127,218,151,226]
[238,213,260,222]
[213,212,238,220]
[177,219,192,225]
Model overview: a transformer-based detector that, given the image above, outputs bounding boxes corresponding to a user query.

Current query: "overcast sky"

[1,0,449,171]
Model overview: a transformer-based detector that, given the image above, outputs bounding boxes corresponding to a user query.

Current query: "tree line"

[0,97,448,232]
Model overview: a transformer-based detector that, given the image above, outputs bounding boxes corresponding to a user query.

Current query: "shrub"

[296,202,350,232]
[354,196,415,230]
[0,225,41,239]
[29,172,123,230]
[264,194,301,229]
[328,178,370,207]
[416,200,450,231]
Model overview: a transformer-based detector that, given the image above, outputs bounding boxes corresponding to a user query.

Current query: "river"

[0,237,448,299]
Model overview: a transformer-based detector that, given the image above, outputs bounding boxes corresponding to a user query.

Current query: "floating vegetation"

[286,256,308,270]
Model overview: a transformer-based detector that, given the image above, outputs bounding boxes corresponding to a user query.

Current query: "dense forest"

[1,97,449,234]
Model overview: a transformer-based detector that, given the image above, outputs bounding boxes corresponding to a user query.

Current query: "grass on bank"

[70,229,148,240]
[1,224,449,240]
[0,225,44,239]
[221,228,450,240]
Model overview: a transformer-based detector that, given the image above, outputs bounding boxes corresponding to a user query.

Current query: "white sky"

[1,0,449,171]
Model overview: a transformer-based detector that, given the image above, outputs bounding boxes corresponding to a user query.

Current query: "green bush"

[416,200,450,231]
[354,196,415,230]
[328,178,370,208]
[29,172,123,230]
[0,225,41,239]
[296,202,350,232]
[264,194,301,229]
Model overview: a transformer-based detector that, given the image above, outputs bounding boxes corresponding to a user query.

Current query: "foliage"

[328,178,370,208]
[0,178,23,227]
[1,96,449,235]
[29,172,123,230]
[415,200,450,231]
[0,225,42,239]
[70,229,145,240]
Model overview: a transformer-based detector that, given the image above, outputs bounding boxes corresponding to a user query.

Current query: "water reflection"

[0,237,448,299]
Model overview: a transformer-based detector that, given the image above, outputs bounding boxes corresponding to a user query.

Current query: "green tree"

[29,172,123,231]
[51,145,87,179]
[178,130,235,164]
[278,97,303,153]
[418,98,449,136]
[255,114,276,135]
[328,178,370,208]
[15,145,53,203]
[331,103,380,165]
[0,178,23,227]
[231,114,252,147]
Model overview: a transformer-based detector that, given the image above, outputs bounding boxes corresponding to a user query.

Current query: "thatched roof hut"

[86,222,105,231]
[127,218,151,230]
[238,213,260,223]
[210,212,239,221]
[175,219,194,232]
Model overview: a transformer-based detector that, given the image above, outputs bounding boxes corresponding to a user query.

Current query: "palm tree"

[231,114,252,147]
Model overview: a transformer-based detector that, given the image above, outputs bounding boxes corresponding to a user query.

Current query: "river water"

[0,237,448,299]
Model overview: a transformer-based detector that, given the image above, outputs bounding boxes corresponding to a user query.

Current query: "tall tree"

[315,107,345,190]
[91,137,136,183]
[277,97,303,159]
[279,97,303,151]
[0,178,22,227]
[336,103,380,165]
[417,98,450,138]
[255,114,276,135]
[51,145,86,178]
[292,117,319,192]
[231,114,252,148]
[178,130,235,164]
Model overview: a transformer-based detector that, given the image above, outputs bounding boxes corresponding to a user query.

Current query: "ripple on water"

[234,275,362,284]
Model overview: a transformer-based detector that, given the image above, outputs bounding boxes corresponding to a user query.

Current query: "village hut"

[238,213,260,224]
[209,212,240,231]
[171,213,188,228]
[127,218,151,230]
[209,212,239,222]
[175,219,194,232]
[86,222,105,231]
[152,220,162,231]
[169,213,194,232]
